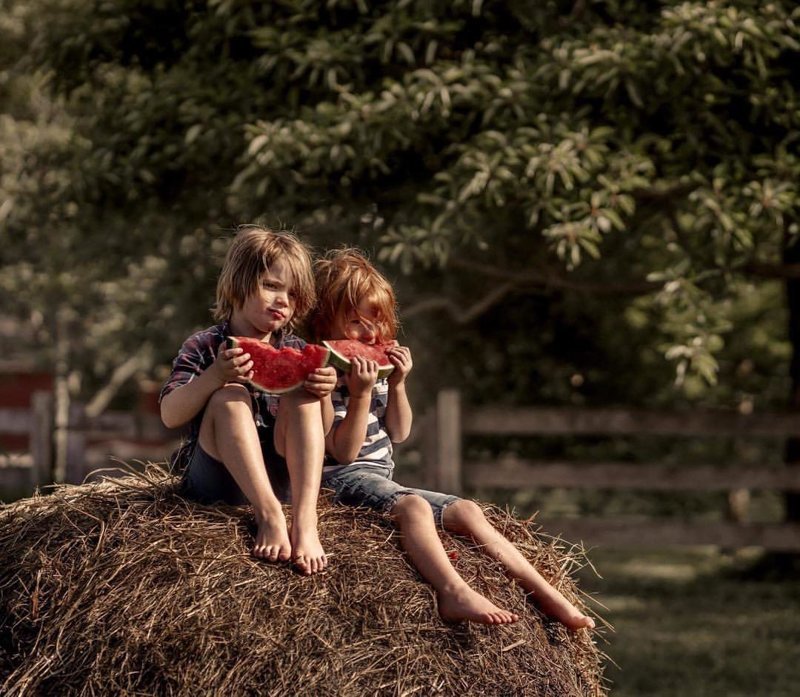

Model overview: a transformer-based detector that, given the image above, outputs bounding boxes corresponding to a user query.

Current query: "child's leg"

[390,494,519,625]
[274,390,327,576]
[442,500,595,630]
[198,384,291,562]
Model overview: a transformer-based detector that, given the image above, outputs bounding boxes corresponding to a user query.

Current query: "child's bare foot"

[525,584,595,631]
[438,583,519,625]
[252,511,292,562]
[290,516,327,576]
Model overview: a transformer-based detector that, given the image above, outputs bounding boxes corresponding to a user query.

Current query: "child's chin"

[257,320,288,335]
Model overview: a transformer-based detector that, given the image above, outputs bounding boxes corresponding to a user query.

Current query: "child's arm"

[321,394,335,435]
[385,345,413,443]
[303,366,338,434]
[160,344,253,429]
[325,357,379,464]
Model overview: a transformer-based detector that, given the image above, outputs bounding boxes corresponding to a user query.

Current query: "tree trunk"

[52,307,71,484]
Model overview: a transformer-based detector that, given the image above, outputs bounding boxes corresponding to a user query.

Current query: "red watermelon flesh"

[322,339,395,379]
[227,337,331,394]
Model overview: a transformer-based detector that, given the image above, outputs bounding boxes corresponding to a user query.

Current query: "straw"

[0,464,607,696]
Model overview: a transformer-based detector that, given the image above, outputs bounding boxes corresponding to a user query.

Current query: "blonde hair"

[312,248,399,342]
[214,226,315,327]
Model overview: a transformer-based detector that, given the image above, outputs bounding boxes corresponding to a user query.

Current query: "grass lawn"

[576,548,800,696]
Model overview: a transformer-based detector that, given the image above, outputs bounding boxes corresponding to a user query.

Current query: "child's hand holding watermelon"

[212,344,255,386]
[345,355,381,397]
[302,364,337,399]
[385,345,412,388]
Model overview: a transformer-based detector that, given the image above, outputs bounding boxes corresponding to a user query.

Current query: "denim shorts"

[181,424,290,505]
[321,462,460,527]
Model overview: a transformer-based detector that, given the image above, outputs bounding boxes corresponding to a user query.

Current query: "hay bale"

[0,465,607,696]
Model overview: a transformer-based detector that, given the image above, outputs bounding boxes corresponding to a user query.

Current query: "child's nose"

[362,327,376,343]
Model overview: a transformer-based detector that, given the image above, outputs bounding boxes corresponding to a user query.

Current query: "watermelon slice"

[227,337,331,394]
[322,339,395,379]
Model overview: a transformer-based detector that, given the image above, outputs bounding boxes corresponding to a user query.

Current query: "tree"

[2,0,798,416]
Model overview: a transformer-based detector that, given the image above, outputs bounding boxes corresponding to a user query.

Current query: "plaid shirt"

[160,321,306,468]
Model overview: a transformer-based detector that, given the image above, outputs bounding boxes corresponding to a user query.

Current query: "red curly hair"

[311,248,399,342]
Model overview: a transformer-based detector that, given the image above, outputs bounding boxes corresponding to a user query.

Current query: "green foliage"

[1,0,798,408]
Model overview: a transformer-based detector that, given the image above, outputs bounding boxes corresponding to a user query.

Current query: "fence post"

[29,391,54,490]
[434,389,462,495]
[66,402,87,484]
[420,409,437,490]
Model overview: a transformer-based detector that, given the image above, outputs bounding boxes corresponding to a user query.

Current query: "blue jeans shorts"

[321,462,460,528]
[181,423,290,505]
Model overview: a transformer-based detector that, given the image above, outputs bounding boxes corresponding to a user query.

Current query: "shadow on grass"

[723,551,800,583]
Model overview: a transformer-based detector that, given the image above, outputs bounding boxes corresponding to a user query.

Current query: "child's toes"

[293,554,311,575]
[499,611,518,624]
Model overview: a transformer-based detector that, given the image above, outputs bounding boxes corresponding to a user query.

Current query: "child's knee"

[206,383,252,416]
[278,389,321,410]
[443,499,485,532]
[390,494,432,523]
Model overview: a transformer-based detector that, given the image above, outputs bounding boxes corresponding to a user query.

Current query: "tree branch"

[402,256,664,323]
[85,345,153,418]
[404,281,518,323]
[742,262,800,280]
[632,182,698,203]
[449,258,661,295]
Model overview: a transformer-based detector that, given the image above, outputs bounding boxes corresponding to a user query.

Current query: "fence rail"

[462,406,800,437]
[0,392,177,496]
[417,389,800,550]
[466,460,800,492]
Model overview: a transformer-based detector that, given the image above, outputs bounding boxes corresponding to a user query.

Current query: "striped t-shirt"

[324,375,393,471]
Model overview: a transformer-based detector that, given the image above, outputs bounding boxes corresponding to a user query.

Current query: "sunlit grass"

[579,548,800,696]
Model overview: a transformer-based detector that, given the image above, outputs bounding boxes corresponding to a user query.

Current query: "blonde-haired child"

[160,226,337,575]
[312,248,595,628]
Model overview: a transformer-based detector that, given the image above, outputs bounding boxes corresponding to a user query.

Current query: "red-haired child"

[312,248,594,627]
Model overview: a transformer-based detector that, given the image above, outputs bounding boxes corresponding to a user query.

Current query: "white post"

[435,389,462,495]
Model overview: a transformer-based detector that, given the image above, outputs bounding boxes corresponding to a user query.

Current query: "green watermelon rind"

[226,337,331,395]
[322,340,395,379]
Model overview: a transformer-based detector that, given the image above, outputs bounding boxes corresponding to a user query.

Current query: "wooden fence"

[415,389,800,551]
[5,388,800,550]
[0,392,54,495]
[0,391,178,496]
